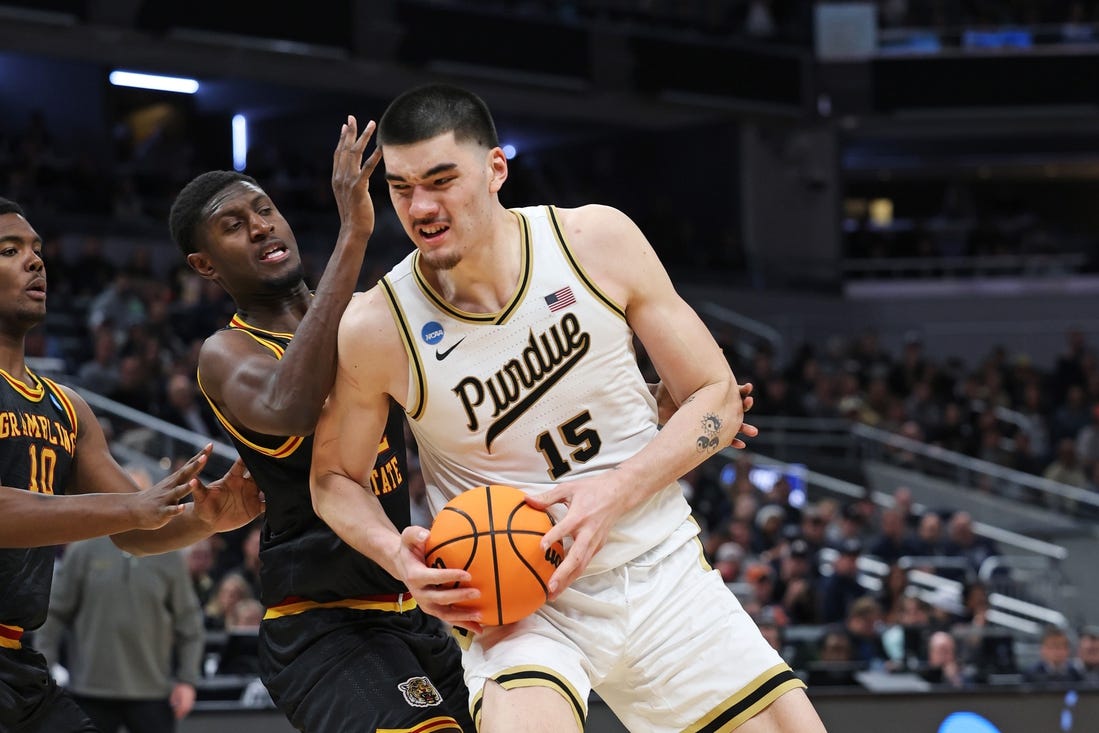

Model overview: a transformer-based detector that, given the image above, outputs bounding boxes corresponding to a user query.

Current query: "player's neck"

[0,331,29,382]
[429,209,521,314]
[233,281,312,333]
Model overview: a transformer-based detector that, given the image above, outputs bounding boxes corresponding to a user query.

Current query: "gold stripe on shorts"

[472,665,586,732]
[686,662,806,733]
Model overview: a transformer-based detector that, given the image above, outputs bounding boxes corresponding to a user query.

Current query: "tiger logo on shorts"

[398,676,443,707]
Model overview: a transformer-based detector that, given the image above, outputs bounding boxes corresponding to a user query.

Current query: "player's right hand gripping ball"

[424,484,564,625]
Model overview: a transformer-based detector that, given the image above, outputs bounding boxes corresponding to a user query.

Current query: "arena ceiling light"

[108,70,199,94]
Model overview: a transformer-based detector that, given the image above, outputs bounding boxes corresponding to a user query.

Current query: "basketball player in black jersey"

[0,196,264,733]
[170,117,473,732]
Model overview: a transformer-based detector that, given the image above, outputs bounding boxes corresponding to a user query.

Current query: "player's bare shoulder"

[339,284,397,342]
[553,204,653,303]
[336,283,408,399]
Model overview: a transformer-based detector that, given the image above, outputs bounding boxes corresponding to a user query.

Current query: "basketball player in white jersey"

[310,84,827,733]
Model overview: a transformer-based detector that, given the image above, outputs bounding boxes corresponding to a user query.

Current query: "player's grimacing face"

[0,212,47,325]
[383,132,502,269]
[197,181,302,287]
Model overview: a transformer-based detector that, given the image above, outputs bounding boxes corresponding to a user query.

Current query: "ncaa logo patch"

[398,676,443,708]
[421,321,445,345]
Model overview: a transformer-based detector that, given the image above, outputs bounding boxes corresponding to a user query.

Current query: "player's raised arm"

[185,117,380,437]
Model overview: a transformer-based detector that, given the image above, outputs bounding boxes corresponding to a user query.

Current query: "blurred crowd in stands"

[720,326,1099,507]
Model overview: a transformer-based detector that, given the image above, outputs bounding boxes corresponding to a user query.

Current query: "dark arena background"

[4,2,1099,732]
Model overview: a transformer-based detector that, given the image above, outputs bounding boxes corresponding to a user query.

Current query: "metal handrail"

[697,301,784,362]
[75,387,239,463]
[851,422,1099,511]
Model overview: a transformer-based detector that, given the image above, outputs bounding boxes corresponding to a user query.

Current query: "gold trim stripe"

[685,663,806,733]
[196,367,304,458]
[381,276,427,420]
[0,367,43,401]
[263,595,417,619]
[546,205,626,321]
[472,665,586,732]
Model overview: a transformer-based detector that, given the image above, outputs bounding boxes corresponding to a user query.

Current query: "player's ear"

[186,251,216,279]
[488,147,508,195]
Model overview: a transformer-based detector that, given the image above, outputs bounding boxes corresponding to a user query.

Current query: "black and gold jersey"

[0,368,78,637]
[199,315,410,608]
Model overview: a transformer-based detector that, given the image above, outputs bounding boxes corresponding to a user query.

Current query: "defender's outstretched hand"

[191,454,265,532]
[121,451,207,530]
[332,115,382,243]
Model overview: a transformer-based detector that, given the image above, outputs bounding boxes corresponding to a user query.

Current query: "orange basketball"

[424,484,564,626]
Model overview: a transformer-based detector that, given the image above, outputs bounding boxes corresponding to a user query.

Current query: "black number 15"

[535,410,602,479]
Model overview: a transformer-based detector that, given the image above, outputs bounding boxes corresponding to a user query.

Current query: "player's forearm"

[0,487,144,547]
[109,505,212,556]
[311,472,404,580]
[257,231,370,433]
[616,377,741,510]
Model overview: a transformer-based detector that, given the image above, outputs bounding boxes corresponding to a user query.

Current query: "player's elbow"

[308,472,336,524]
[109,532,153,557]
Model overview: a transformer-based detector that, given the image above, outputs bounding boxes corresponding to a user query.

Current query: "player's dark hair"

[378,84,499,150]
[169,170,259,255]
[0,197,26,218]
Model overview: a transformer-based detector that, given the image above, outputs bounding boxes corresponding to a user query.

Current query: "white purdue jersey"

[382,205,692,576]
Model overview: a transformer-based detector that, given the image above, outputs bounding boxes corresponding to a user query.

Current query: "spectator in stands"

[844,596,888,668]
[752,503,787,555]
[1043,437,1089,503]
[1051,384,1092,444]
[892,486,920,530]
[1025,626,1084,686]
[226,599,265,632]
[36,535,204,733]
[77,326,121,395]
[834,501,872,547]
[743,561,787,624]
[798,504,828,563]
[86,271,147,343]
[1075,626,1099,684]
[184,538,217,609]
[943,511,998,577]
[922,631,973,688]
[204,572,255,632]
[224,522,262,600]
[818,537,868,624]
[877,563,912,622]
[808,628,860,687]
[927,400,976,455]
[160,373,217,438]
[909,511,946,557]
[713,541,745,583]
[867,507,917,565]
[106,353,160,422]
[1075,404,1099,470]
[882,595,933,671]
[775,539,818,624]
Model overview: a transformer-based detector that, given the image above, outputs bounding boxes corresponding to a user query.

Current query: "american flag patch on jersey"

[544,286,576,312]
